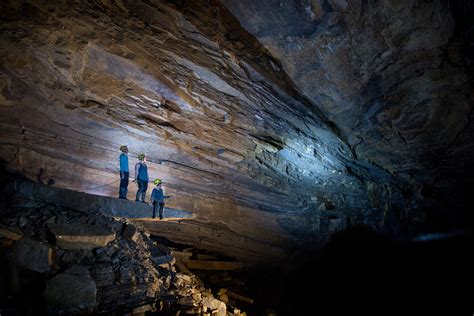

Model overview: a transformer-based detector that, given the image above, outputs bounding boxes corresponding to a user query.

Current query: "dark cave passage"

[1,0,473,315]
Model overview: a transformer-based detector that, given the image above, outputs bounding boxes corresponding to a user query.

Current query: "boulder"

[10,239,53,273]
[44,265,97,314]
[152,255,174,266]
[178,296,195,306]
[48,223,115,250]
[202,297,226,316]
[122,224,140,242]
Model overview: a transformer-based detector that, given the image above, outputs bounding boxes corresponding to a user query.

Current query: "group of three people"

[118,145,169,219]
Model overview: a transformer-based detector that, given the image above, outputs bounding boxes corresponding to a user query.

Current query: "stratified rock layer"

[221,0,474,223]
[0,0,472,254]
[48,223,116,250]
[7,178,289,264]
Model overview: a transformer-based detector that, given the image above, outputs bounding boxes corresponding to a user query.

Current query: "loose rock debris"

[0,201,252,315]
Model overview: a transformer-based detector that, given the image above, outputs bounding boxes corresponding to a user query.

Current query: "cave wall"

[1,0,472,259]
[221,0,474,227]
[223,0,473,175]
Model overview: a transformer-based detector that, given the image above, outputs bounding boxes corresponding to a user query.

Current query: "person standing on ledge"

[118,145,129,199]
[150,179,170,219]
[134,153,148,203]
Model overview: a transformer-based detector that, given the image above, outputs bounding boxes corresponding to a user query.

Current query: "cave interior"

[0,0,473,315]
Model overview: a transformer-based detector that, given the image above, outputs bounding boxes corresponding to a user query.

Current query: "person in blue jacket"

[150,179,170,219]
[118,145,129,199]
[134,153,148,203]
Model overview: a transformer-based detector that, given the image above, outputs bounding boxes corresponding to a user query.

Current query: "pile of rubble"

[0,193,238,315]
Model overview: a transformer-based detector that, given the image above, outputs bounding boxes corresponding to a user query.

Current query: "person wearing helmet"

[118,145,129,199]
[150,179,171,219]
[134,153,149,203]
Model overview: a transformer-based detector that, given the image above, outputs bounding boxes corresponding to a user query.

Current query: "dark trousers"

[153,201,165,219]
[135,179,148,202]
[119,171,129,199]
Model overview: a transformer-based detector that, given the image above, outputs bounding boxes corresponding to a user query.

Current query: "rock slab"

[10,239,53,273]
[48,223,116,250]
[44,265,97,315]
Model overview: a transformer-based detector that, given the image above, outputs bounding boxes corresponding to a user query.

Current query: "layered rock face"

[225,0,473,170]
[221,0,474,224]
[0,0,472,260]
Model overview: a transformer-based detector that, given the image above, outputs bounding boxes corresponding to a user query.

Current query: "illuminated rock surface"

[48,223,116,250]
[0,0,472,264]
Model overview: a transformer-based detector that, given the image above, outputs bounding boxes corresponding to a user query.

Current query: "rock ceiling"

[0,0,472,259]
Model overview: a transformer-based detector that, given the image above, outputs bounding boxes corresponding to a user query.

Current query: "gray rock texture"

[9,239,53,273]
[44,266,97,315]
[221,0,474,226]
[48,223,116,250]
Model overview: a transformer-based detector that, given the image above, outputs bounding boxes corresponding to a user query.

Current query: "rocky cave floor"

[0,173,293,316]
[0,187,249,315]
[0,174,472,315]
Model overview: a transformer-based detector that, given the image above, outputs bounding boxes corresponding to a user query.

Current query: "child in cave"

[150,179,170,219]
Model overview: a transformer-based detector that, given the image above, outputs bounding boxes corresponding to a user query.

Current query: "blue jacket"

[119,153,129,172]
[151,187,165,203]
[135,162,148,181]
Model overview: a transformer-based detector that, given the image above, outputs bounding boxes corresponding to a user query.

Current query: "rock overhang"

[0,0,472,257]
